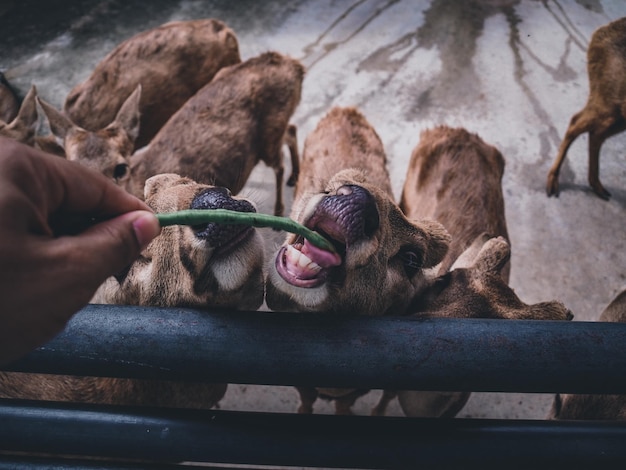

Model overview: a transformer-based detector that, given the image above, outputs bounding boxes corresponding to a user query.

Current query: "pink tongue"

[301,239,341,268]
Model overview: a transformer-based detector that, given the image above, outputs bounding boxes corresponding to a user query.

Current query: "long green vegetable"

[156,209,336,253]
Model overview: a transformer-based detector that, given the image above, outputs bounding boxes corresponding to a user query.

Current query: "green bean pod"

[156,209,336,253]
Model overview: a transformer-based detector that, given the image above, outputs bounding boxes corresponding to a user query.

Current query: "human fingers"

[50,210,161,292]
[0,137,149,222]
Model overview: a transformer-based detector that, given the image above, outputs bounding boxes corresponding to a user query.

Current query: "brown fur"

[64,18,241,150]
[0,85,38,146]
[40,52,301,215]
[128,51,303,216]
[373,235,573,417]
[0,174,265,409]
[549,288,626,420]
[0,72,19,124]
[377,126,569,418]
[546,17,626,200]
[93,173,265,310]
[38,86,141,181]
[265,107,450,414]
[400,125,510,280]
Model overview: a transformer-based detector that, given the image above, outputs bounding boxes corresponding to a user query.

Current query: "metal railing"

[1,304,625,469]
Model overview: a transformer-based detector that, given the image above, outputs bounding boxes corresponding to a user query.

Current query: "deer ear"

[37,96,74,141]
[144,173,181,201]
[414,219,450,268]
[113,84,141,143]
[14,85,39,132]
[472,236,510,275]
[450,232,492,271]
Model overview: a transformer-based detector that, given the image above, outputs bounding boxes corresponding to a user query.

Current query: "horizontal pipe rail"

[1,399,626,469]
[4,304,626,393]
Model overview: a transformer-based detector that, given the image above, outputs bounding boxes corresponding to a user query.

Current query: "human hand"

[0,137,161,364]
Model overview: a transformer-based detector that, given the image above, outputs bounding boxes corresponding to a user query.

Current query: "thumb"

[77,210,161,278]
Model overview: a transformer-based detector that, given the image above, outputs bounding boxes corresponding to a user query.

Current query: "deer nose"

[191,187,254,213]
[315,184,380,243]
[190,187,256,245]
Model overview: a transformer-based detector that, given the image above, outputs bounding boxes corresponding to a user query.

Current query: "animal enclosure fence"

[1,304,626,469]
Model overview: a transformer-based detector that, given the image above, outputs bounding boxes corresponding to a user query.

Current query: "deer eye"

[401,249,423,278]
[113,163,130,182]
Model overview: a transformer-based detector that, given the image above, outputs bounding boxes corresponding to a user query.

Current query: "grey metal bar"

[0,456,187,470]
[5,304,626,393]
[0,399,625,469]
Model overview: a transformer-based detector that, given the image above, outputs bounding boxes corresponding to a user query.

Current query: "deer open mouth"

[275,221,343,288]
[275,184,379,288]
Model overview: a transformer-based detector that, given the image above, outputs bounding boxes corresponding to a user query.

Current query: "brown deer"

[400,125,510,281]
[546,16,626,200]
[376,125,570,418]
[37,86,141,183]
[64,18,241,150]
[0,85,38,146]
[549,288,626,420]
[0,173,265,409]
[265,107,451,414]
[126,51,303,217]
[41,52,301,216]
[371,235,572,417]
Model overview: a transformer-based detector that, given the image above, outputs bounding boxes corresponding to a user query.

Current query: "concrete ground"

[1,0,625,420]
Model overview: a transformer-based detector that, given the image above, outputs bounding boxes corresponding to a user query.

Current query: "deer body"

[127,52,303,216]
[546,16,626,200]
[64,18,241,150]
[549,288,626,420]
[382,126,571,418]
[266,107,450,414]
[400,125,510,280]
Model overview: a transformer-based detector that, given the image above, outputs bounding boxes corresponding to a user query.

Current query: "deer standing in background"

[549,288,626,420]
[41,52,302,216]
[127,51,303,216]
[377,125,570,418]
[64,18,241,150]
[546,16,626,200]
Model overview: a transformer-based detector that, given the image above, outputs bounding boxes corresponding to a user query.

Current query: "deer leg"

[371,390,397,416]
[296,386,318,414]
[273,163,285,217]
[284,124,299,186]
[547,110,588,197]
[587,115,625,200]
[334,395,358,415]
[587,130,611,200]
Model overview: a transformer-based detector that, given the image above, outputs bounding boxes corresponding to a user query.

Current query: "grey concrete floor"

[1,0,625,420]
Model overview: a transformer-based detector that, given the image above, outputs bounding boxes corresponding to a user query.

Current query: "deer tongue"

[282,239,342,282]
[301,239,342,268]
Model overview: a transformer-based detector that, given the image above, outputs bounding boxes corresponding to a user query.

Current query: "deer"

[37,85,141,184]
[40,52,303,217]
[372,125,571,418]
[0,172,266,409]
[63,18,241,150]
[546,16,626,200]
[0,84,38,146]
[265,106,451,414]
[126,51,303,217]
[548,287,626,420]
[372,234,573,417]
[400,125,510,281]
